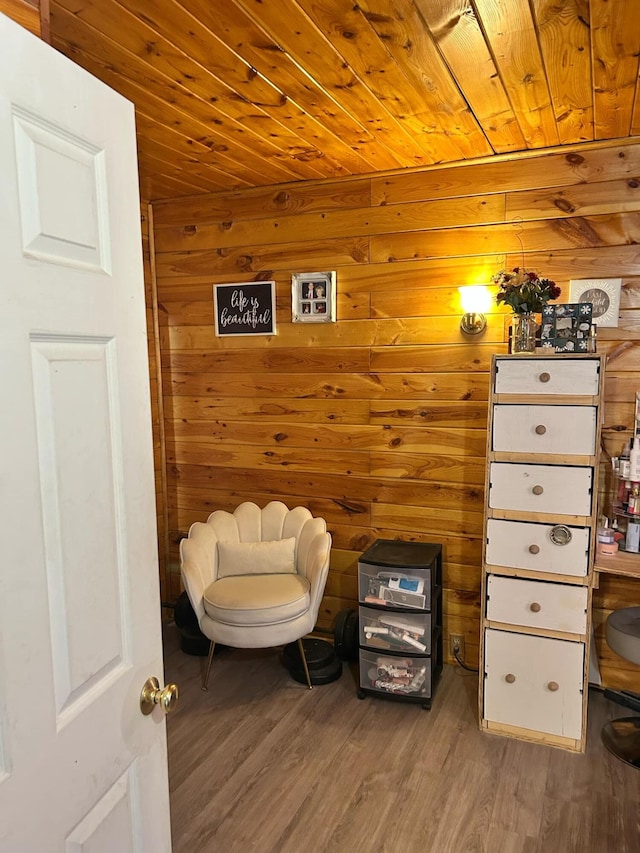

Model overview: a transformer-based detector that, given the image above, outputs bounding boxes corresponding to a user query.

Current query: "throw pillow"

[216,537,296,578]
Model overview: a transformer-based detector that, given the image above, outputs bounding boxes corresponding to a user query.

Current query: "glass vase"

[511,313,537,354]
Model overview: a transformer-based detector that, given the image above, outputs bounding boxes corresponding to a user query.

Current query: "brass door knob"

[532,485,544,495]
[140,676,179,715]
[529,544,540,554]
[505,673,516,683]
[535,424,547,435]
[548,681,560,692]
[530,602,541,612]
[539,372,551,383]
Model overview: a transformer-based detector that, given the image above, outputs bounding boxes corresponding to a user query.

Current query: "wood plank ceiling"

[49,0,640,202]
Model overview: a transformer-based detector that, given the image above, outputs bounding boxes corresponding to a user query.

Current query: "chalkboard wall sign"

[213,281,276,337]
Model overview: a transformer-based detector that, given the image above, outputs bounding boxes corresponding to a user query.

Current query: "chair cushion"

[203,573,311,626]
[217,537,296,578]
[606,606,640,666]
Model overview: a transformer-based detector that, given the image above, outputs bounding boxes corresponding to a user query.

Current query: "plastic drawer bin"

[357,562,431,610]
[359,606,432,654]
[359,650,432,699]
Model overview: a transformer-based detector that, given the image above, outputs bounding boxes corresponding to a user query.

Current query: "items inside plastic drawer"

[359,607,431,654]
[358,562,431,609]
[359,651,431,697]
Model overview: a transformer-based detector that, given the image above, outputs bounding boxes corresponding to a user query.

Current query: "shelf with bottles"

[611,478,640,520]
[601,477,640,554]
[607,396,640,544]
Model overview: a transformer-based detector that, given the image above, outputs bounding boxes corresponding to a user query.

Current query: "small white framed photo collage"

[291,271,336,323]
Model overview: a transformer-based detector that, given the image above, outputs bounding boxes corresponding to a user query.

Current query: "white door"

[0,13,172,851]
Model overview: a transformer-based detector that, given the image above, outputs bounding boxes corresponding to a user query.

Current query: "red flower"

[493,267,561,314]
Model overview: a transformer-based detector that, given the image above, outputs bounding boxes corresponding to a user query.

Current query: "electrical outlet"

[450,633,465,661]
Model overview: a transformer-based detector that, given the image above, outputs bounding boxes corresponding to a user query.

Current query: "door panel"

[484,629,584,739]
[0,13,171,851]
[65,768,137,852]
[12,105,112,271]
[31,335,126,720]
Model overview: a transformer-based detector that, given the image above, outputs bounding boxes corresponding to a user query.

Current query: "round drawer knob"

[539,372,551,383]
[529,544,540,554]
[548,681,560,692]
[530,602,541,612]
[535,424,547,435]
[532,485,544,495]
[505,673,516,684]
[550,525,572,546]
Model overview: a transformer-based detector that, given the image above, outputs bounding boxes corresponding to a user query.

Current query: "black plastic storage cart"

[357,539,442,709]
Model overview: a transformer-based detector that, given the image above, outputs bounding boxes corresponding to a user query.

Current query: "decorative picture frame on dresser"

[540,303,593,352]
[478,354,605,753]
[291,271,336,323]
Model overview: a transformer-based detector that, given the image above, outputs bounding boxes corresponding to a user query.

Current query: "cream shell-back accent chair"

[179,501,332,690]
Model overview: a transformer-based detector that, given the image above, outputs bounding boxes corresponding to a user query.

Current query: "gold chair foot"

[297,637,313,689]
[202,640,215,691]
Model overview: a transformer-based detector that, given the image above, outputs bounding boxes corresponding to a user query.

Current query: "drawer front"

[358,562,431,610]
[359,650,431,698]
[486,576,588,634]
[492,405,597,455]
[359,606,431,654]
[486,519,590,577]
[489,463,593,516]
[494,358,600,396]
[483,629,584,739]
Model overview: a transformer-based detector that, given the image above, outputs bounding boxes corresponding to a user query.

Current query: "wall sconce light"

[459,285,491,336]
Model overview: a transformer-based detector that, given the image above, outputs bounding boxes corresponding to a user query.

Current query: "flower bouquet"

[493,268,562,353]
[493,267,561,314]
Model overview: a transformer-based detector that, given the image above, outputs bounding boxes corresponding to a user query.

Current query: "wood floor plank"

[536,797,594,853]
[587,791,640,853]
[488,739,549,839]
[163,625,640,853]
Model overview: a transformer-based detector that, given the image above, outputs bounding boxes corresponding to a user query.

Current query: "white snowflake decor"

[539,303,593,352]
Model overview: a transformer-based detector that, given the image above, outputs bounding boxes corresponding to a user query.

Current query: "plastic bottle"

[597,520,618,555]
[626,522,640,553]
[620,439,631,480]
[612,518,625,544]
[630,436,640,481]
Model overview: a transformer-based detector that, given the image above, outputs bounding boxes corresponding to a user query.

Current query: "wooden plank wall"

[151,138,640,682]
[0,0,48,39]
[141,204,170,614]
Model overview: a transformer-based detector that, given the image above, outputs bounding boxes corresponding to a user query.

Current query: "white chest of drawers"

[479,354,604,752]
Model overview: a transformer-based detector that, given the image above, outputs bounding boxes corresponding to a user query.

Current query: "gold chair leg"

[202,641,215,691]
[297,637,313,690]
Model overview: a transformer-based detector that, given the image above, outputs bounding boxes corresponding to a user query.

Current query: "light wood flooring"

[164,625,640,853]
